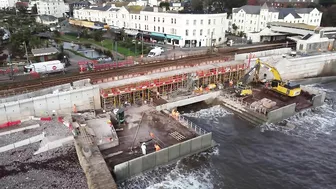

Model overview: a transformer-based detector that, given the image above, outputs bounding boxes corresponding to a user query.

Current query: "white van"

[147,48,162,57]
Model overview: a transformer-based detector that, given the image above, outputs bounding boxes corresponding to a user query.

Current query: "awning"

[166,34,181,40]
[150,32,182,40]
[151,32,165,38]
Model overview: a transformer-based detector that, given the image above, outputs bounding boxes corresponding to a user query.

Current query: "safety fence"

[114,132,213,182]
[175,114,208,135]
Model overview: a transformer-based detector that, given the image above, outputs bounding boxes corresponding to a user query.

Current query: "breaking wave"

[261,84,336,139]
[118,148,219,189]
[183,105,233,126]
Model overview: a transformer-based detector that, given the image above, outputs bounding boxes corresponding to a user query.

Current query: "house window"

[174,19,176,24]
[162,27,164,33]
[200,19,203,25]
[200,29,203,36]
[158,17,160,22]
[135,24,137,28]
[154,26,156,31]
[193,20,196,25]
[171,18,173,23]
[185,29,189,36]
[208,19,211,24]
[186,20,189,25]
[158,26,160,32]
[139,16,140,20]
[193,29,196,36]
[131,15,133,19]
[207,29,210,35]
[135,15,137,19]
[213,19,216,24]
[154,17,156,22]
[162,18,164,23]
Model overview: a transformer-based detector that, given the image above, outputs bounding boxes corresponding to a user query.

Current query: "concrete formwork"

[0,86,101,122]
[100,61,247,109]
[113,133,213,182]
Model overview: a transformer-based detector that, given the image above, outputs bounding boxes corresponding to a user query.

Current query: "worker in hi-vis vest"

[141,143,147,155]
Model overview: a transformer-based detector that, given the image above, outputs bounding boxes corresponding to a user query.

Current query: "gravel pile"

[0,119,88,189]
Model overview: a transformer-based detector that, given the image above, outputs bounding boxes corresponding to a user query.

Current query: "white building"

[36,15,58,25]
[232,3,322,34]
[36,0,69,18]
[0,0,18,9]
[73,5,228,47]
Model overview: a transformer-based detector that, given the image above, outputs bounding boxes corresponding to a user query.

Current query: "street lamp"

[23,41,29,64]
[138,30,143,57]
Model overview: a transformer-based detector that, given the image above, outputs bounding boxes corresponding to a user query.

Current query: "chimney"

[153,6,158,12]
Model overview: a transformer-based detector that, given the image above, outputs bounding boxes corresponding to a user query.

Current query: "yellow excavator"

[255,58,301,97]
[234,64,257,97]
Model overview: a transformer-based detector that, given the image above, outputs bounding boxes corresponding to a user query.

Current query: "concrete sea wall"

[0,85,101,123]
[274,52,336,80]
[235,48,291,61]
[1,79,92,103]
[113,132,213,182]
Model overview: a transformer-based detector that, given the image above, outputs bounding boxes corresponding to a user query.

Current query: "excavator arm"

[255,58,282,81]
[255,58,301,97]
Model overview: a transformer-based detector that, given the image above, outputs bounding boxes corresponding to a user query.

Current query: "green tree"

[232,23,238,31]
[191,0,204,11]
[286,3,294,8]
[16,5,27,14]
[91,30,104,41]
[31,4,37,14]
[211,0,247,14]
[159,2,170,10]
[319,0,336,7]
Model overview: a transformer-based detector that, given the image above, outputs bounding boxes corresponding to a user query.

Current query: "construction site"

[0,42,332,189]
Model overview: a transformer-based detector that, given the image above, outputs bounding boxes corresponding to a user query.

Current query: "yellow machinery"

[234,63,258,97]
[255,58,301,97]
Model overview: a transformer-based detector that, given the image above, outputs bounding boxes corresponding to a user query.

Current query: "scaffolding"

[100,63,247,109]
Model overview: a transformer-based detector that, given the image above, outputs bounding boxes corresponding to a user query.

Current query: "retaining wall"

[301,85,326,108]
[294,76,336,85]
[1,79,92,104]
[235,48,291,60]
[74,141,118,189]
[114,132,213,182]
[0,86,101,123]
[156,91,221,111]
[267,103,296,123]
[273,53,336,80]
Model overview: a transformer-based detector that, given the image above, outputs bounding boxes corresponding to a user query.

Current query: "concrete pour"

[101,105,197,169]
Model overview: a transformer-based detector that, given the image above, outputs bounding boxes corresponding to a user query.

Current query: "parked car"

[153,46,164,53]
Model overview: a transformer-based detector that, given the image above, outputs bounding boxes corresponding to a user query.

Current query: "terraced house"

[73,4,228,47]
[232,3,322,33]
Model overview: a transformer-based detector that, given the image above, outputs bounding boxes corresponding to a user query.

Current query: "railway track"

[0,43,294,97]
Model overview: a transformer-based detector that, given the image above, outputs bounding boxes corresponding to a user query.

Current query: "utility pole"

[23,41,29,64]
[8,54,13,80]
[210,31,214,54]
[115,41,118,67]
[141,31,144,57]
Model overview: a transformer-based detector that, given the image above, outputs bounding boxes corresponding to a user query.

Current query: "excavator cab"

[235,82,252,97]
